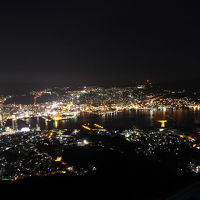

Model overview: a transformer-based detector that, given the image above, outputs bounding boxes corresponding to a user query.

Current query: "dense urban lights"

[0,83,199,183]
[1,83,200,133]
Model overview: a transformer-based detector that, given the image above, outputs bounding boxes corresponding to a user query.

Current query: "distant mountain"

[158,78,200,90]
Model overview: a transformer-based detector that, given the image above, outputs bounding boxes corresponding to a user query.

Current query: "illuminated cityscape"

[0,82,199,183]
[1,0,200,199]
[1,81,200,133]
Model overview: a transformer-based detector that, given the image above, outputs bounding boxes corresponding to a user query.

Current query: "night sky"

[0,0,200,89]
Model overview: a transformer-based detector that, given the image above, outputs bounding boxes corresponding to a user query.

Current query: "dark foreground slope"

[1,154,200,200]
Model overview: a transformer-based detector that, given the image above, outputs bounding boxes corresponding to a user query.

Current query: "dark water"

[10,108,200,133]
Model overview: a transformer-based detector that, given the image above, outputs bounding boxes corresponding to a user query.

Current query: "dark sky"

[0,0,200,88]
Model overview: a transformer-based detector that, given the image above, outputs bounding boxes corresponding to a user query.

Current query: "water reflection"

[6,108,200,133]
[150,109,154,127]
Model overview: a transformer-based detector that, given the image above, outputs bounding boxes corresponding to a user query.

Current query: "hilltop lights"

[0,124,198,181]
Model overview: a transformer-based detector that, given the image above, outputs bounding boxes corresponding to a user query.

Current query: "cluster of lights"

[1,84,200,133]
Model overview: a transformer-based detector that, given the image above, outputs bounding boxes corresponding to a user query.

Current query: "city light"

[20,127,30,132]
[0,82,199,184]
